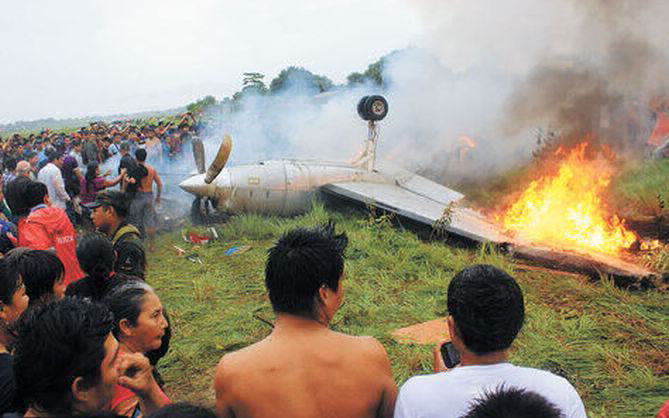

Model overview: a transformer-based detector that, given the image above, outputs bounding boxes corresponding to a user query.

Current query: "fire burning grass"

[499,141,659,257]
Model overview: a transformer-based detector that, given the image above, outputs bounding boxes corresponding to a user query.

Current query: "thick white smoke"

[195,0,669,195]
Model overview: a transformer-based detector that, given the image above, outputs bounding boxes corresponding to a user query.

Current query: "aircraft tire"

[191,197,210,225]
[364,95,388,121]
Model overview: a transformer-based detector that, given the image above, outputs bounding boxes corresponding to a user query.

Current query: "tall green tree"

[269,66,333,95]
[241,72,268,95]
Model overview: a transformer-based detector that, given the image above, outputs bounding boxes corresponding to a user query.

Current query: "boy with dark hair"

[394,264,586,418]
[12,249,66,306]
[215,223,397,418]
[17,181,84,285]
[462,386,564,418]
[14,298,166,416]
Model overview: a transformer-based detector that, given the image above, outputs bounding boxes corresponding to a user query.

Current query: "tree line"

[186,51,396,115]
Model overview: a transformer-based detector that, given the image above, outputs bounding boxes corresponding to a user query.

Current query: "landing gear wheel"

[190,197,228,225]
[357,95,388,121]
[365,95,388,121]
[191,197,211,225]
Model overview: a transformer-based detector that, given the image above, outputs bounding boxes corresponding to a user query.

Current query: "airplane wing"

[321,178,511,244]
[322,178,656,281]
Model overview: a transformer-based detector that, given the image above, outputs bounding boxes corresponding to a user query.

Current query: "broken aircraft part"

[179,95,657,282]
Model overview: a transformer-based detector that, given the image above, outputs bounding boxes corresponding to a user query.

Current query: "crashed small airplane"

[179,96,656,285]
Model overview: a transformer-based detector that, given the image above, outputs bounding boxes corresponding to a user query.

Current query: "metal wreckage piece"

[180,95,659,287]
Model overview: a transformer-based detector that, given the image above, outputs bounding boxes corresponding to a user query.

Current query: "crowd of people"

[0,114,201,257]
[0,115,198,416]
[0,116,665,417]
[0,217,594,418]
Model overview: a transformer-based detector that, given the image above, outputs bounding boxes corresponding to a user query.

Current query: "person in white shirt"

[394,264,586,418]
[69,140,84,172]
[37,151,70,210]
[108,134,122,157]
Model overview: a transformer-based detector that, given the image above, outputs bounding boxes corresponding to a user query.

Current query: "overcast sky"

[0,0,422,123]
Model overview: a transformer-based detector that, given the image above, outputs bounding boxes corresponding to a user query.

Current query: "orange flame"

[501,142,637,255]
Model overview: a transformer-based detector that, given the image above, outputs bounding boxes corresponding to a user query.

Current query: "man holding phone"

[394,264,586,418]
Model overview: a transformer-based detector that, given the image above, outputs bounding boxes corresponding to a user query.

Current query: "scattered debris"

[185,253,203,264]
[173,245,186,257]
[189,233,210,244]
[182,228,220,244]
[224,245,251,256]
[391,318,450,345]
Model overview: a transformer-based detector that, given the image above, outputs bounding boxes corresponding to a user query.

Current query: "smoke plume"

[196,0,669,195]
[501,0,669,142]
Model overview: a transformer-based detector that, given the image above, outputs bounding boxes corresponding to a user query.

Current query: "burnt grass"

[146,201,669,418]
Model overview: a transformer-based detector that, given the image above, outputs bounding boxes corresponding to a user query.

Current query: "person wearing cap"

[37,150,70,210]
[85,191,145,278]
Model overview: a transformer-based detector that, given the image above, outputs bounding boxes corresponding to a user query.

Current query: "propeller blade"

[192,138,206,175]
[204,134,232,184]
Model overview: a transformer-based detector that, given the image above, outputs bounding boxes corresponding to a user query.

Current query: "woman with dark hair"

[66,233,137,301]
[13,250,65,306]
[79,162,125,206]
[0,259,28,414]
[69,233,170,378]
[103,281,170,417]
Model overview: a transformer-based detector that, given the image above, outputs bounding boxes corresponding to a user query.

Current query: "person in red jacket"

[659,400,669,418]
[16,181,84,286]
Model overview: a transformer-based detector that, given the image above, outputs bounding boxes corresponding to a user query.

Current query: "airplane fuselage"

[179,160,385,215]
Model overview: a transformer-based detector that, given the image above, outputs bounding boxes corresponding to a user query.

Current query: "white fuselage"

[179,160,385,215]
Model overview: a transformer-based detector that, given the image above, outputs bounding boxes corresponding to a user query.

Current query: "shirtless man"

[130,148,161,250]
[215,223,397,418]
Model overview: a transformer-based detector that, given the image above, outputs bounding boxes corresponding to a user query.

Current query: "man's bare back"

[215,315,397,418]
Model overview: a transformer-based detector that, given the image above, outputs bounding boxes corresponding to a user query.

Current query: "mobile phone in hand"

[440,341,461,368]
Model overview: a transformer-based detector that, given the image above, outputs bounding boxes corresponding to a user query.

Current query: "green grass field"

[147,202,669,418]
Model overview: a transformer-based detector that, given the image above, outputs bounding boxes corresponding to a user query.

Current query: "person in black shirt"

[0,260,29,414]
[66,233,139,301]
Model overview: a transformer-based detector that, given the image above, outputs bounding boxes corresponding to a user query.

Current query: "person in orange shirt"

[16,181,84,285]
